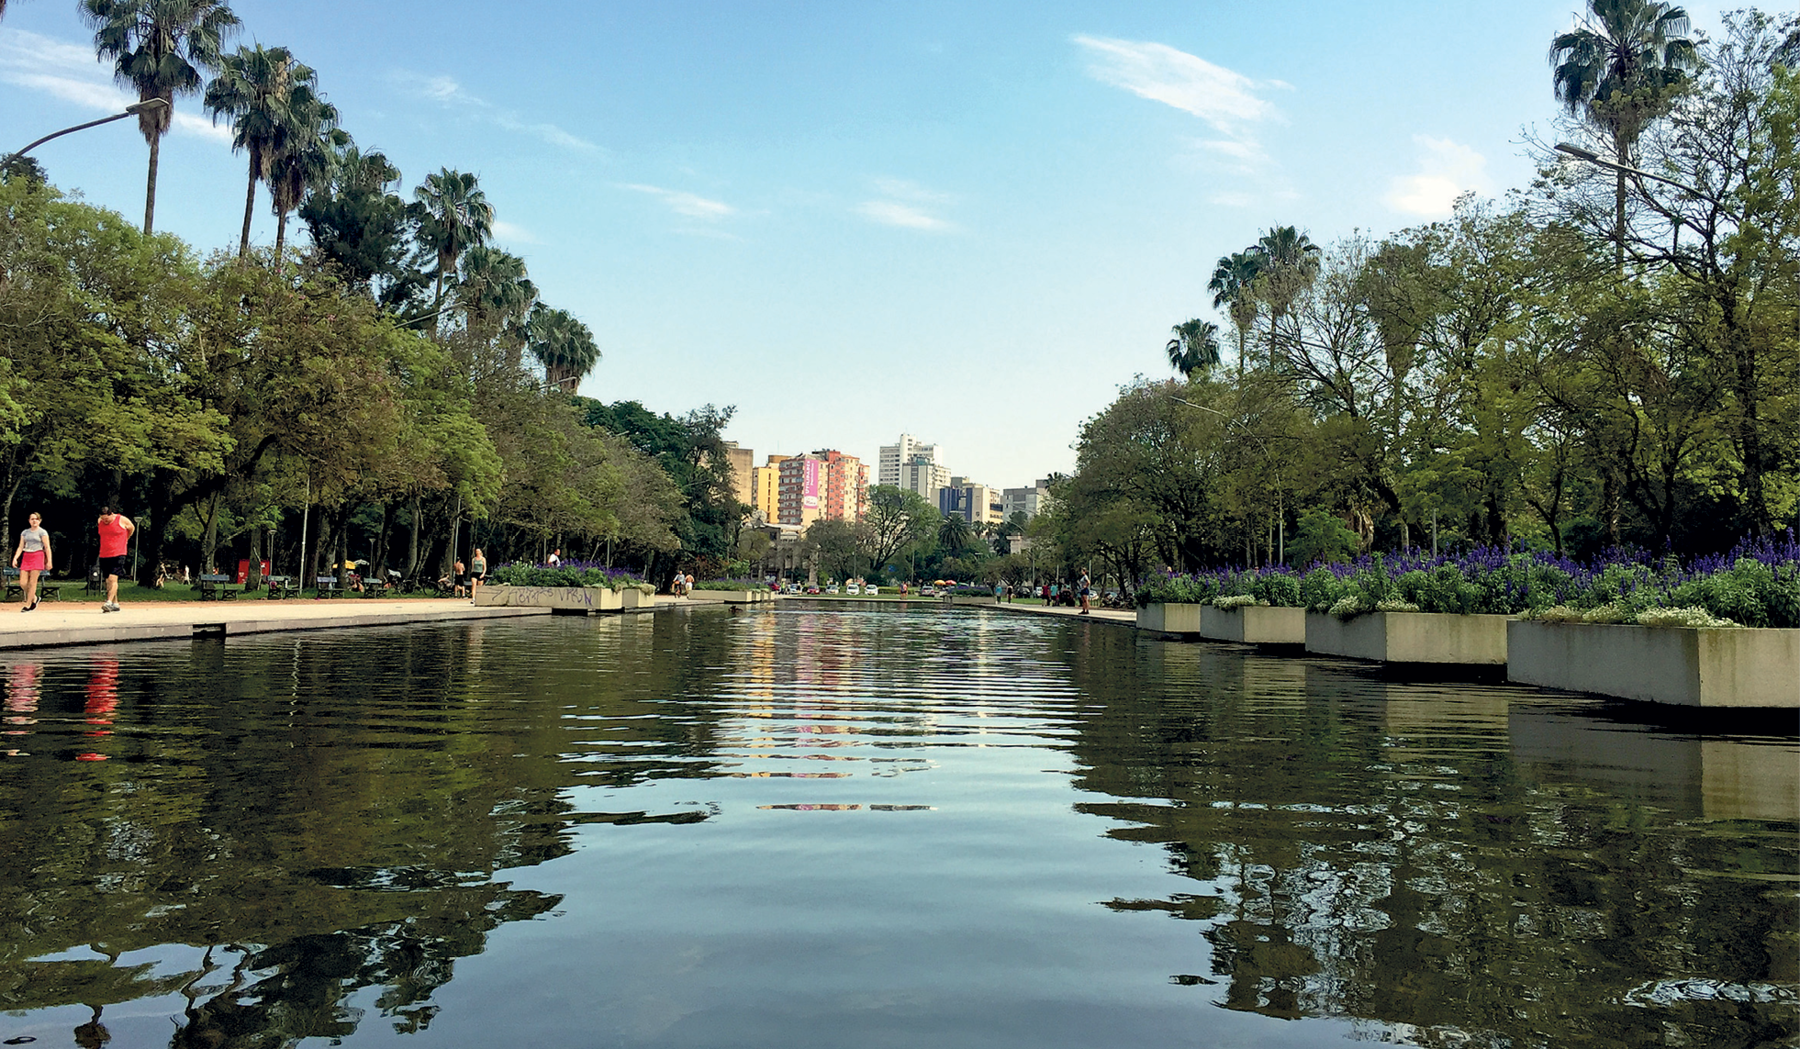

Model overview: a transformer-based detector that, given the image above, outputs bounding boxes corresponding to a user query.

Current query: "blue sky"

[0,1,1729,489]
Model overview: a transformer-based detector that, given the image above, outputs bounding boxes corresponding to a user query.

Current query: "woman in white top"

[12,512,52,611]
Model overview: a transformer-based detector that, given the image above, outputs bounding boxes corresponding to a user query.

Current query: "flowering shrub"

[1135,532,1800,628]
[488,561,652,592]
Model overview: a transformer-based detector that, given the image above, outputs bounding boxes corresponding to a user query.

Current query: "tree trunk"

[406,496,422,577]
[245,526,264,591]
[274,209,288,263]
[202,492,221,575]
[239,158,257,258]
[143,131,161,234]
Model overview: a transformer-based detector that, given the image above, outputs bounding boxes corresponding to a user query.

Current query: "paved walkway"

[0,596,548,651]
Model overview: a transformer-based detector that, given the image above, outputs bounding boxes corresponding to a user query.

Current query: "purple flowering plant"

[1134,531,1800,627]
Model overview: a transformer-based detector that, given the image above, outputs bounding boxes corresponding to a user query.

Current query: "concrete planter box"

[1305,611,1510,665]
[1507,620,1800,709]
[687,589,774,604]
[1136,603,1204,635]
[1200,605,1306,645]
[476,585,626,611]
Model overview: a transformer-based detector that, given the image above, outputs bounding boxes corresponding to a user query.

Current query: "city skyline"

[0,0,1684,485]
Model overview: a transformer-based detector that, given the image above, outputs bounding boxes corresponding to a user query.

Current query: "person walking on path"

[1078,569,1092,615]
[547,548,561,566]
[469,547,487,603]
[12,512,52,611]
[95,507,134,613]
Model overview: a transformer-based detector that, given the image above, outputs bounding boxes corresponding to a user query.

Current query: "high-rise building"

[1002,479,1052,521]
[899,454,951,503]
[878,434,945,488]
[938,476,1004,525]
[750,454,791,522]
[777,450,869,529]
[721,441,754,507]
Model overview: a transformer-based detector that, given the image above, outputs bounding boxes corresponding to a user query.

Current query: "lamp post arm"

[1554,143,1736,218]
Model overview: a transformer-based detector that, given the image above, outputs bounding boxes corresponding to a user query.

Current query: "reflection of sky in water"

[0,612,1793,1048]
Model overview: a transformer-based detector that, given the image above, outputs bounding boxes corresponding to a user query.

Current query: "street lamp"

[1553,142,1736,216]
[3,99,169,167]
[1168,393,1287,564]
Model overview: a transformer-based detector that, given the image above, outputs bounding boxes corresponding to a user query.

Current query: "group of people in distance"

[9,507,135,613]
[9,509,497,611]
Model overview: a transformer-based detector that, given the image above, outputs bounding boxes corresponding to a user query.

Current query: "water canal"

[0,605,1794,1047]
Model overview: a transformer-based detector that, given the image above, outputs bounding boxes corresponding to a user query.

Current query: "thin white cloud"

[620,183,736,219]
[395,70,599,153]
[857,177,957,232]
[1384,135,1492,217]
[871,177,953,204]
[0,27,230,144]
[857,200,953,231]
[489,219,540,244]
[1073,35,1282,139]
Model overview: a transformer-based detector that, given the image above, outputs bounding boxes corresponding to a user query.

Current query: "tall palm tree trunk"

[239,159,257,257]
[274,210,287,263]
[1613,167,1626,269]
[143,131,162,233]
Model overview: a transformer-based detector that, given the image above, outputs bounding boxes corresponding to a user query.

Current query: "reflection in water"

[0,609,1792,1048]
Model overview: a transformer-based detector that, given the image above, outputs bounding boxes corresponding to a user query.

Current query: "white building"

[878,434,946,489]
[1003,479,1052,521]
[899,455,951,503]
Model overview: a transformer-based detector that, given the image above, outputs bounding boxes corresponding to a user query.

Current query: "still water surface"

[0,606,1795,1047]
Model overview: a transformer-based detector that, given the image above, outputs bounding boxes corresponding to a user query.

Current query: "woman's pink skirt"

[19,551,46,571]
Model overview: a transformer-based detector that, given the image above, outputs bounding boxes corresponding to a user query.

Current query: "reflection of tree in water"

[1056,630,1798,1047]
[169,880,558,1047]
[0,617,736,1042]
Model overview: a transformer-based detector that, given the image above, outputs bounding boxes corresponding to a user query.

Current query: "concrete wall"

[686,589,775,604]
[476,585,625,611]
[1137,603,1203,635]
[1507,621,1799,708]
[1306,611,1510,665]
[1200,606,1306,644]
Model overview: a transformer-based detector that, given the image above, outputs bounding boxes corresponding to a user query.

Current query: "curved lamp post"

[3,98,169,168]
[1553,142,1736,217]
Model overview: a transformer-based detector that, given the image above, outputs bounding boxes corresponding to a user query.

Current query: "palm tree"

[1549,0,1699,264]
[526,305,601,393]
[413,168,494,308]
[265,86,343,260]
[1208,250,1262,375]
[205,44,313,257]
[1165,319,1222,379]
[1250,225,1321,368]
[82,0,241,233]
[937,511,971,556]
[456,246,538,366]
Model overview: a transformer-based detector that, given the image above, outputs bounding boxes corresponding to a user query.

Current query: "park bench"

[197,573,241,600]
[265,575,299,599]
[315,575,340,597]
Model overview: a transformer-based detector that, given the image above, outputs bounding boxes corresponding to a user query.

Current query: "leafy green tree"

[861,485,938,575]
[937,511,972,556]
[1165,318,1222,379]
[299,146,419,304]
[81,0,241,233]
[1287,508,1360,566]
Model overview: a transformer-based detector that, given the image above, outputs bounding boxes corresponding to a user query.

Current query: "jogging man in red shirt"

[96,506,135,613]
